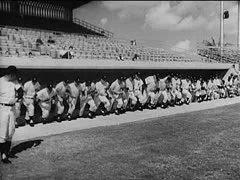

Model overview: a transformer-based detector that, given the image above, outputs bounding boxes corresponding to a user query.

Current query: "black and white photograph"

[0,0,240,179]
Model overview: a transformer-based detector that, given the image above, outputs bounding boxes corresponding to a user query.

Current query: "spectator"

[117,54,124,61]
[0,47,2,55]
[47,36,55,44]
[5,48,11,56]
[59,46,67,58]
[61,46,74,59]
[28,52,33,58]
[131,40,137,46]
[47,36,55,49]
[15,49,20,57]
[132,53,139,61]
[36,36,44,49]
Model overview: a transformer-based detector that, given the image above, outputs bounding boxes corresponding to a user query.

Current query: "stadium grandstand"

[0,0,238,66]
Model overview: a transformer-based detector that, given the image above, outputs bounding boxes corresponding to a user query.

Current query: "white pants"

[39,101,51,118]
[174,90,182,99]
[98,95,110,111]
[148,92,157,105]
[79,96,97,116]
[67,97,77,115]
[158,90,169,103]
[134,90,146,105]
[57,100,65,115]
[0,105,15,143]
[15,101,22,118]
[111,97,124,109]
[128,91,137,105]
[23,97,34,120]
[182,89,192,100]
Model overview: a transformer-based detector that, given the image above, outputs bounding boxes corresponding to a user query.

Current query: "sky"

[73,1,239,53]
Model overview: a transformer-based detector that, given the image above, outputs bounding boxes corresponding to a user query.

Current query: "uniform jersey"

[68,82,81,98]
[158,76,169,91]
[36,88,56,103]
[125,78,134,91]
[213,79,221,87]
[96,81,109,96]
[110,80,122,94]
[0,77,16,104]
[196,80,201,90]
[145,76,156,92]
[181,79,190,90]
[55,81,67,98]
[134,78,143,91]
[23,80,41,98]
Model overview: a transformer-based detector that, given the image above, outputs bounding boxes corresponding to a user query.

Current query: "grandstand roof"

[37,0,91,9]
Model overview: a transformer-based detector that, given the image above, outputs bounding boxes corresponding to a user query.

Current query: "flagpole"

[220,1,224,62]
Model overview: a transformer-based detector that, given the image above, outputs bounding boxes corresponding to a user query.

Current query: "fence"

[73,18,114,38]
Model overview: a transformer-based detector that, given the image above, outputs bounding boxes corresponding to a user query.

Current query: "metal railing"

[73,18,114,38]
[197,44,240,64]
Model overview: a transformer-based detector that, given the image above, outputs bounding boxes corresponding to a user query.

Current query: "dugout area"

[0,68,229,86]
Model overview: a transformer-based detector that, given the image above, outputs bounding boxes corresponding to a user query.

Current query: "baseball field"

[1,101,240,180]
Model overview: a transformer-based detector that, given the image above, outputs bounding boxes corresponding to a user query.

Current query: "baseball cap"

[47,83,53,90]
[6,65,18,76]
[32,76,38,82]
[102,75,107,81]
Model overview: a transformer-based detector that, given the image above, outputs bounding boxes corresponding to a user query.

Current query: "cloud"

[100,17,108,26]
[144,2,208,31]
[102,1,238,33]
[145,2,180,30]
[172,40,191,52]
[102,1,159,20]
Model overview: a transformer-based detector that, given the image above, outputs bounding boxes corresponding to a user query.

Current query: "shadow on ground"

[10,139,43,155]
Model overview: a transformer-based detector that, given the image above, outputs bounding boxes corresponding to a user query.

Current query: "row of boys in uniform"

[14,72,240,127]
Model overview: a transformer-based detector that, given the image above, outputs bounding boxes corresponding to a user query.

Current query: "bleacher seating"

[0,26,211,63]
[197,45,240,64]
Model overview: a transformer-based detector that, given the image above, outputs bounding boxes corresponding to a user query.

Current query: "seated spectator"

[28,51,34,58]
[36,36,44,49]
[61,46,74,59]
[47,36,55,49]
[15,49,20,57]
[132,53,139,61]
[59,46,67,58]
[130,40,137,46]
[5,48,11,56]
[117,54,124,61]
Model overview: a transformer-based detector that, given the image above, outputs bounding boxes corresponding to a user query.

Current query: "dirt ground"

[1,103,240,180]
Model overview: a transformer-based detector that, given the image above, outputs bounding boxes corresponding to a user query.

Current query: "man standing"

[0,66,19,164]
[23,76,41,127]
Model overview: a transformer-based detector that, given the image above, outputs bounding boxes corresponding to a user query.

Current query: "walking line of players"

[15,72,240,127]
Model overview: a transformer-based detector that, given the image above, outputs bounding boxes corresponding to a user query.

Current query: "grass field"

[1,103,240,180]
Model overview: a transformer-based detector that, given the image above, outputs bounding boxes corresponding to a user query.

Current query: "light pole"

[220,1,224,62]
[238,0,240,49]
